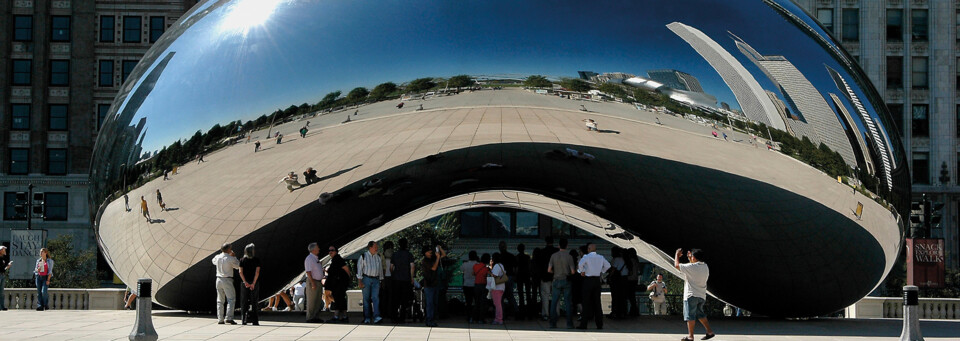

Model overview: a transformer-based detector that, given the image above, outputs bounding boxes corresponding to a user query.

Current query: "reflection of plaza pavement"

[0,310,957,340]
[99,89,898,314]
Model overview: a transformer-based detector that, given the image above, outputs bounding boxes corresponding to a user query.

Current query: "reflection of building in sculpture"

[590,72,635,84]
[825,66,894,188]
[766,90,796,136]
[578,71,598,81]
[647,69,705,93]
[720,102,731,111]
[622,76,717,109]
[831,93,875,175]
[733,33,856,167]
[666,22,784,131]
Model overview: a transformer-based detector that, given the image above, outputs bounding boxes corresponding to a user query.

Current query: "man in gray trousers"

[212,243,240,324]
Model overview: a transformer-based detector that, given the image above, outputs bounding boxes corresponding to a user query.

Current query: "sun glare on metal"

[219,0,281,35]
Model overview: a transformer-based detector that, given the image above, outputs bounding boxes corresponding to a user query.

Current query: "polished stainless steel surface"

[91,0,909,317]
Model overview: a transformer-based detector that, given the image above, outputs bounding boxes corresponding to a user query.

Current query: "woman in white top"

[489,253,507,325]
[460,251,479,323]
[34,248,54,311]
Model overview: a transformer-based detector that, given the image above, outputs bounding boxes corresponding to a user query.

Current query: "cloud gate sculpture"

[91,0,909,317]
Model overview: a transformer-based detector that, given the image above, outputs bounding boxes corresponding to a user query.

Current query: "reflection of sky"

[128,0,874,152]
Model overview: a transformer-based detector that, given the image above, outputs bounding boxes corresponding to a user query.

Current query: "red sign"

[906,238,945,288]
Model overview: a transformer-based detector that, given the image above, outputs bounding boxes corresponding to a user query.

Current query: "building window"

[51,16,70,42]
[50,60,69,86]
[14,15,32,41]
[43,193,68,221]
[123,16,141,43]
[149,16,165,43]
[957,57,960,91]
[12,59,32,85]
[98,104,111,130]
[957,10,960,42]
[886,56,903,89]
[9,149,29,175]
[515,211,539,237]
[913,152,930,185]
[912,104,929,137]
[912,9,928,42]
[912,57,928,90]
[98,60,114,87]
[11,104,30,130]
[49,105,68,131]
[841,9,859,42]
[957,105,960,138]
[817,8,834,33]
[887,104,904,137]
[47,149,67,175]
[100,16,115,42]
[486,211,512,237]
[122,60,138,83]
[4,192,26,220]
[887,9,903,42]
[460,211,484,237]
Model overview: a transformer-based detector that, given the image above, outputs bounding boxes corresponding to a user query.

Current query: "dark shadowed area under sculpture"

[91,0,909,317]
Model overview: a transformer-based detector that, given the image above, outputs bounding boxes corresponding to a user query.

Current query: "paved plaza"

[0,310,957,340]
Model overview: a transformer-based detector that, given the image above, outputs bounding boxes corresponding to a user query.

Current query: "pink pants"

[492,289,504,322]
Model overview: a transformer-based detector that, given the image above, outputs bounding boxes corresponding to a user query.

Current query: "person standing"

[0,246,10,311]
[515,244,531,320]
[140,196,151,223]
[489,253,507,325]
[472,253,491,324]
[607,247,627,319]
[421,245,445,327]
[389,238,415,323]
[34,248,53,311]
[547,238,576,329]
[156,189,166,212]
[626,248,641,316]
[357,241,384,324]
[124,194,130,211]
[327,246,352,323]
[303,243,325,322]
[238,243,261,326]
[460,251,478,322]
[212,243,240,324]
[380,241,394,322]
[496,241,518,319]
[576,243,609,330]
[254,140,261,153]
[300,126,308,138]
[675,248,715,341]
[293,280,306,311]
[647,274,669,315]
[536,237,558,320]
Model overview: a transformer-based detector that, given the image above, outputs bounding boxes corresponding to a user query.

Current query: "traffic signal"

[13,191,28,218]
[31,192,44,218]
[929,201,945,229]
[910,201,924,227]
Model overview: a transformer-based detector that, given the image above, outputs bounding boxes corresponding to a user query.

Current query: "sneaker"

[373,317,382,324]
[226,320,237,325]
[36,307,43,311]
[218,321,225,325]
[363,319,371,324]
[282,307,291,312]
[701,333,716,340]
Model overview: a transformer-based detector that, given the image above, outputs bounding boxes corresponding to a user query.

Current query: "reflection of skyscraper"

[831,93,874,175]
[647,69,705,93]
[826,66,894,189]
[666,22,785,131]
[720,102,731,111]
[733,34,856,167]
[578,71,598,81]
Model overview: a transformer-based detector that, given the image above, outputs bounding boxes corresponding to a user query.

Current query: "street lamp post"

[26,183,33,230]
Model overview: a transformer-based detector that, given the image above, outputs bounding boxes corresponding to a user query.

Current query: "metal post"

[27,183,33,230]
[899,285,923,341]
[129,278,158,341]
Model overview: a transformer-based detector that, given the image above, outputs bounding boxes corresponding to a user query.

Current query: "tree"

[448,74,474,90]
[346,87,369,104]
[381,213,459,283]
[524,75,552,88]
[561,78,591,93]
[50,235,100,288]
[597,83,629,100]
[318,91,342,109]
[369,82,398,101]
[406,78,437,93]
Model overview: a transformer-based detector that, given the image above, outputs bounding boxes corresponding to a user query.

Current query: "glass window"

[123,16,141,43]
[11,104,30,130]
[12,59,32,85]
[460,211,484,237]
[912,9,928,42]
[887,9,903,42]
[551,218,576,238]
[817,9,834,32]
[886,56,902,89]
[51,16,70,42]
[912,57,928,89]
[122,60,138,83]
[887,104,904,137]
[50,60,69,86]
[957,57,959,91]
[43,193,68,221]
[913,152,929,184]
[49,105,68,131]
[912,104,929,137]
[957,105,960,138]
[9,149,29,175]
[841,9,859,42]
[4,192,26,220]
[515,211,539,237]
[100,15,115,42]
[99,60,114,87]
[956,10,960,41]
[149,16,165,43]
[487,211,511,237]
[47,149,67,175]
[14,15,32,41]
[98,104,111,130]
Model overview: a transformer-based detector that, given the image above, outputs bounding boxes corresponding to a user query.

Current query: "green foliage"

[406,77,438,93]
[8,234,99,289]
[369,82,399,101]
[448,75,474,89]
[560,78,591,93]
[380,213,459,282]
[346,87,370,104]
[597,83,630,101]
[318,91,342,108]
[524,75,552,88]
[775,133,850,178]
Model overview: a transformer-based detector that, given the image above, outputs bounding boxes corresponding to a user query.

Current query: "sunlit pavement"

[0,310,957,340]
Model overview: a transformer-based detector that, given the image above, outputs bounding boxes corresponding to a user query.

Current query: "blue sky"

[118,0,879,153]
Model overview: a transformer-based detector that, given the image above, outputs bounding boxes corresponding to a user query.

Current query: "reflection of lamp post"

[26,183,33,230]
[265,109,279,139]
[120,163,127,193]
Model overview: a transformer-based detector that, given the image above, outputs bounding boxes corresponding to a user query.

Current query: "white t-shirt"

[491,263,506,291]
[294,282,305,296]
[461,260,477,287]
[678,262,709,299]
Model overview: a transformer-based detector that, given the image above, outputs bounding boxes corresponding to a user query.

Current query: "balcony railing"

[846,297,960,319]
[2,288,125,310]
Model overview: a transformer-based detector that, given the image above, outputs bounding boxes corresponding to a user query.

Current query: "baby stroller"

[410,282,425,322]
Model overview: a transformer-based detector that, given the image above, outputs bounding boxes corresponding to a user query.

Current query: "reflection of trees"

[379,213,460,284]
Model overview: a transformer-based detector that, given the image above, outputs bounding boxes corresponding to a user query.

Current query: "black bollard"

[129,278,158,341]
[899,285,923,341]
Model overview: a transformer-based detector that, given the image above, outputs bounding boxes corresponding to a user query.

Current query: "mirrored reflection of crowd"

[199,237,716,339]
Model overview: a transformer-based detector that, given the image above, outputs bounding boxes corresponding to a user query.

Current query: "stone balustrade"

[3,288,125,310]
[846,297,960,319]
